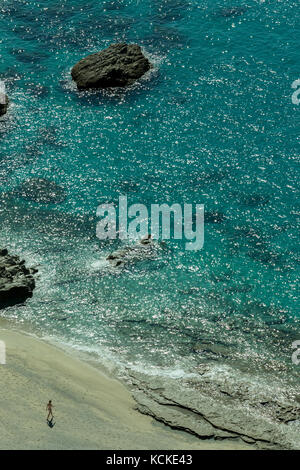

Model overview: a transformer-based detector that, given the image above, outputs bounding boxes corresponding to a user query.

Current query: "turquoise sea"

[0,0,299,390]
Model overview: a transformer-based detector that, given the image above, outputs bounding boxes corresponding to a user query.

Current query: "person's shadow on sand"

[47,418,56,428]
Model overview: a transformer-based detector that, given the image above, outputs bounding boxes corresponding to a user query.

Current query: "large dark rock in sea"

[0,93,9,116]
[16,178,67,204]
[71,43,152,90]
[0,248,37,308]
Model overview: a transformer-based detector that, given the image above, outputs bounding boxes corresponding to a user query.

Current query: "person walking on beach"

[46,400,54,421]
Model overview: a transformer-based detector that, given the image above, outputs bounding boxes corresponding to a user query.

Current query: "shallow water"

[0,0,299,388]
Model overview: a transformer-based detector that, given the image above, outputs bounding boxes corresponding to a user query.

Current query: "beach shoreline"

[0,323,252,450]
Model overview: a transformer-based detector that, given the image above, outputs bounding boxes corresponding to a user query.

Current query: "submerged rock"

[219,7,247,17]
[248,248,282,267]
[10,48,49,64]
[71,43,152,90]
[239,193,270,207]
[26,83,50,98]
[224,284,253,294]
[0,249,37,308]
[16,178,67,204]
[205,210,226,223]
[192,342,230,359]
[142,25,187,51]
[0,93,9,116]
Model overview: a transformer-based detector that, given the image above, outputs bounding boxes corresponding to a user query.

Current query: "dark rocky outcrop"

[71,43,152,90]
[0,93,9,116]
[0,248,37,308]
[16,178,67,204]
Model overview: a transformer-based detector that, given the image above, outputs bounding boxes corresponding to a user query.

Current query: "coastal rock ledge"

[71,43,152,90]
[127,371,300,450]
[0,249,37,308]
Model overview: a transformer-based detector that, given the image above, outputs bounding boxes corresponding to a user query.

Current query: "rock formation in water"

[0,249,37,308]
[71,43,152,90]
[0,93,9,116]
[106,235,162,268]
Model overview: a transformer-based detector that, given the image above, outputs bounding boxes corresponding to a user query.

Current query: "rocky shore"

[126,370,300,450]
[0,249,37,308]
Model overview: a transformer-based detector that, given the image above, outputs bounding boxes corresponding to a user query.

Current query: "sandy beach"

[0,325,252,450]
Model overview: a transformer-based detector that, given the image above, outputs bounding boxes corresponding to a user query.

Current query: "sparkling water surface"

[0,0,299,385]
